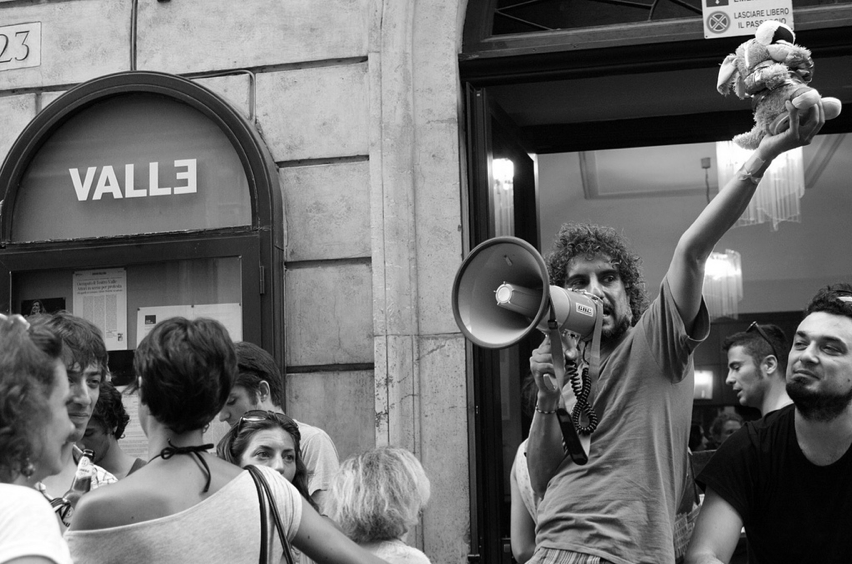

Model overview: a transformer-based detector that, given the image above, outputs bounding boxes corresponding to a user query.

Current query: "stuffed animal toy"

[717,20,842,150]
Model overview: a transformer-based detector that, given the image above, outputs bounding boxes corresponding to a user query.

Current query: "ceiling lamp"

[492,158,515,236]
[704,249,742,320]
[716,141,804,231]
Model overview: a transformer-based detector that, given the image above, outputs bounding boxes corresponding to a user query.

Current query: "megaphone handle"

[547,319,589,466]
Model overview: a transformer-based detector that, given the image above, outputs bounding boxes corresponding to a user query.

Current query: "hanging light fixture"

[716,141,805,231]
[492,158,515,236]
[704,249,742,320]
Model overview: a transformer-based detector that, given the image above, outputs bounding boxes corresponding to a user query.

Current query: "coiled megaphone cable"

[547,292,603,465]
[568,360,598,435]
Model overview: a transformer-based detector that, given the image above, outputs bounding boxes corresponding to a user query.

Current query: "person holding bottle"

[28,311,117,530]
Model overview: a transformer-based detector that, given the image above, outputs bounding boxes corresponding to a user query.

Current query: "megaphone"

[452,236,601,349]
[452,236,603,466]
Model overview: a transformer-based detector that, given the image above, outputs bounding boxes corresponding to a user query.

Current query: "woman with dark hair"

[65,317,386,564]
[689,422,708,452]
[217,411,316,510]
[218,411,319,564]
[0,314,75,564]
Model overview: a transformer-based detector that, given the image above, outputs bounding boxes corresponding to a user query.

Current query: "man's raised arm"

[666,102,826,331]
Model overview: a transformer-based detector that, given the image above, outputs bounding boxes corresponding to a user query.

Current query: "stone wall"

[0,0,470,561]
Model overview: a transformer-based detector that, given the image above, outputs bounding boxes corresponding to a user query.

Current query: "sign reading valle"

[13,93,252,242]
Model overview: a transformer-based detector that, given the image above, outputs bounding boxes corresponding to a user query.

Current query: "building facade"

[0,1,469,561]
[2,1,851,562]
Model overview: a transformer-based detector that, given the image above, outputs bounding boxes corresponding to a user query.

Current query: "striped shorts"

[528,548,614,564]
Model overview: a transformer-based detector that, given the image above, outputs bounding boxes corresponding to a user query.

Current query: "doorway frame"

[0,71,285,364]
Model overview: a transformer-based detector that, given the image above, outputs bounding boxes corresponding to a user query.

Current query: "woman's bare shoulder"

[70,456,246,531]
[69,478,158,531]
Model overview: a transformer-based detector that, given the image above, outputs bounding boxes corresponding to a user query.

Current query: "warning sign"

[702,0,794,39]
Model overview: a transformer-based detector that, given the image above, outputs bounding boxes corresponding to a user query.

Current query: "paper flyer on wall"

[136,303,242,347]
[73,268,128,351]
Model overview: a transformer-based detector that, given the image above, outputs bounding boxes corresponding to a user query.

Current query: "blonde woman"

[326,446,431,564]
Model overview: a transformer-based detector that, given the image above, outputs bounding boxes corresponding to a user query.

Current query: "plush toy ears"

[755,20,795,45]
[773,24,795,44]
[717,53,741,95]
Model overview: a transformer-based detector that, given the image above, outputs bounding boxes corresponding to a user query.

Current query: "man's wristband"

[737,153,767,185]
[535,405,557,415]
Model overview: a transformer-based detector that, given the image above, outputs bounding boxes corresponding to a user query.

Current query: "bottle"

[62,448,95,516]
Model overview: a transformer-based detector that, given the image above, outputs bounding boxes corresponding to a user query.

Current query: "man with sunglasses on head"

[723,322,792,416]
[217,342,339,509]
[687,283,852,564]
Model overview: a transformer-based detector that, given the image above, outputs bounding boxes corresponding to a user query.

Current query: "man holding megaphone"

[522,102,827,564]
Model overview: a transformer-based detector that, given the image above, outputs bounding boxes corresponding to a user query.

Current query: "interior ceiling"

[487,54,852,154]
[491,56,851,127]
[484,50,852,207]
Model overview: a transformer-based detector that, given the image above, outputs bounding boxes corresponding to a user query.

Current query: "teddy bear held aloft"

[717,20,842,150]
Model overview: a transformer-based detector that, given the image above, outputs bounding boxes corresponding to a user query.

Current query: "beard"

[602,313,631,341]
[787,379,852,422]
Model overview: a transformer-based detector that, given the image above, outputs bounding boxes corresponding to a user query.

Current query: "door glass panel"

[13,255,242,367]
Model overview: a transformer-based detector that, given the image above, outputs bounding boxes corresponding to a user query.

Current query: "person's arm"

[311,489,328,511]
[684,488,744,564]
[509,468,537,564]
[293,502,390,564]
[666,101,825,330]
[526,335,570,496]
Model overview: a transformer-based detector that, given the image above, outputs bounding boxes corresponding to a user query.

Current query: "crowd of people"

[0,312,432,564]
[2,100,848,564]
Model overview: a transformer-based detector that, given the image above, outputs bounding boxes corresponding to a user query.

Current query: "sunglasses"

[234,410,295,436]
[746,321,782,363]
[832,290,852,304]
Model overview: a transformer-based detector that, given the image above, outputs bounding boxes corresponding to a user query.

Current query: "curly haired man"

[526,102,827,564]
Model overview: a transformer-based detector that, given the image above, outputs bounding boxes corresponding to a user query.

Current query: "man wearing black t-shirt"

[686,283,852,564]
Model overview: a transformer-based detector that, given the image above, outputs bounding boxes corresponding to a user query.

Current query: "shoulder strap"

[248,466,270,564]
[248,466,295,564]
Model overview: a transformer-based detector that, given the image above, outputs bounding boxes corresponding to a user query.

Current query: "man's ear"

[762,355,779,376]
[258,380,271,403]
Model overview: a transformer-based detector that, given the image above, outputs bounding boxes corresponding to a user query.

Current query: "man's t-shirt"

[698,404,852,564]
[534,279,709,564]
[294,419,340,496]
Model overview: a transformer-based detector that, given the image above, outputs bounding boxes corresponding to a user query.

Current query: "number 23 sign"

[0,22,41,71]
